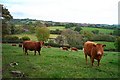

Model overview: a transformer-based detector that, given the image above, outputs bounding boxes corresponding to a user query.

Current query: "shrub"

[44,43,61,48]
[35,27,50,41]
[92,30,99,34]
[80,30,94,40]
[61,29,84,48]
[113,29,120,36]
[50,29,62,34]
[55,35,68,45]
[74,27,82,32]
[114,37,120,52]
[91,34,115,42]
[2,35,21,43]
[20,36,30,41]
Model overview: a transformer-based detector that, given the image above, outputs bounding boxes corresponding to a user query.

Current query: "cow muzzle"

[97,52,102,55]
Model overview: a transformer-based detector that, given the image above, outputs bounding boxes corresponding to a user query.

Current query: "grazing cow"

[47,46,51,48]
[83,41,106,66]
[71,47,78,51]
[12,44,16,46]
[23,41,44,55]
[62,47,69,51]
[18,43,22,47]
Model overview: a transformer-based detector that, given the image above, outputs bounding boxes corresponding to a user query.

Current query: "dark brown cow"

[62,47,68,51]
[83,41,106,66]
[18,43,22,47]
[12,44,17,46]
[71,47,78,51]
[23,41,44,55]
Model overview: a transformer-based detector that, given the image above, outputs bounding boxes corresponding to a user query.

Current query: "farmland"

[2,44,119,78]
[48,26,65,30]
[2,25,119,78]
[11,26,116,51]
[81,27,113,34]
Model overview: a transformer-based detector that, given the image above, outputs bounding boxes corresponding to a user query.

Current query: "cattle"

[71,47,78,51]
[83,41,106,66]
[47,46,51,48]
[18,43,22,47]
[23,41,44,55]
[12,44,17,46]
[62,47,69,51]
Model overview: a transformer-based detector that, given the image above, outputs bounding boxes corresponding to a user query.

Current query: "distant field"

[49,34,59,38]
[48,26,65,30]
[11,33,115,51]
[81,27,113,34]
[12,33,59,41]
[2,44,119,78]
[12,34,38,41]
[95,41,116,51]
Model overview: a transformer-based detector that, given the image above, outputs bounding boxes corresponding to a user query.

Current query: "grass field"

[48,26,65,30]
[81,27,113,34]
[12,33,59,41]
[2,44,119,78]
[11,33,116,51]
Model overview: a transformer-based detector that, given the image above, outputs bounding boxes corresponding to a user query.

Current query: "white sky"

[1,0,119,24]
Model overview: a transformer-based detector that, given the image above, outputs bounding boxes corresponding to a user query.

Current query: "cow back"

[83,41,97,56]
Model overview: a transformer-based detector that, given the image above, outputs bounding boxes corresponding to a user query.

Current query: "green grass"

[2,44,119,78]
[49,34,59,39]
[81,27,113,34]
[48,26,65,30]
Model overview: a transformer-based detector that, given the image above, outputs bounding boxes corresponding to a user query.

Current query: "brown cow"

[71,47,78,51]
[23,41,44,55]
[12,44,17,46]
[18,43,22,47]
[62,47,69,51]
[83,41,106,66]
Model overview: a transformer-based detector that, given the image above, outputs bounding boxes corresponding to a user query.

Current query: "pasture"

[48,26,65,30]
[70,27,114,34]
[2,44,119,78]
[12,33,59,41]
[81,27,113,34]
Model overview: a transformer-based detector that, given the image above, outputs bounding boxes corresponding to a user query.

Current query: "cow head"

[39,41,44,47]
[93,44,106,55]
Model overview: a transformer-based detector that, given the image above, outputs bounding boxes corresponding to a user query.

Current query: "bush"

[50,29,62,34]
[113,29,120,36]
[35,27,50,41]
[20,36,30,41]
[44,42,70,48]
[74,27,82,32]
[91,34,115,42]
[2,35,22,43]
[80,30,94,40]
[92,30,99,34]
[61,29,84,48]
[44,43,61,48]
[114,37,120,52]
[55,35,68,45]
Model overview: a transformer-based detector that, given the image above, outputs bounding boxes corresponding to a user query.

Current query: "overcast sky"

[1,0,119,24]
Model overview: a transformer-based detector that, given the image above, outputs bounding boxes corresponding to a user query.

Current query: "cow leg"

[91,57,94,66]
[38,51,40,55]
[98,60,100,66]
[25,49,28,55]
[85,54,88,65]
[34,51,36,55]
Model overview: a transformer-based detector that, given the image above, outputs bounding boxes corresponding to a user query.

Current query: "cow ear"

[102,44,106,47]
[93,44,96,47]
